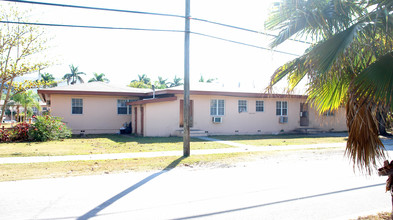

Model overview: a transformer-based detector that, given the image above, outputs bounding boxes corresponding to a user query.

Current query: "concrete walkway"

[0,137,351,164]
[2,136,393,164]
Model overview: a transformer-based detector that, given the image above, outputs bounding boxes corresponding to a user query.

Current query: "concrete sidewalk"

[0,137,349,164]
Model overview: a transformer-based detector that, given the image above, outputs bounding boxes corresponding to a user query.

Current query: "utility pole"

[183,0,191,157]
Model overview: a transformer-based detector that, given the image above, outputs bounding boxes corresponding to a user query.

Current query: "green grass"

[0,134,231,157]
[0,133,348,157]
[212,133,348,146]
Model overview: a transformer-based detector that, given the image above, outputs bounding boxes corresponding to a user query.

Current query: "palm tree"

[199,75,217,83]
[63,65,85,85]
[40,73,57,87]
[169,75,183,87]
[129,74,152,88]
[154,76,169,89]
[12,90,40,122]
[88,73,110,83]
[265,0,393,172]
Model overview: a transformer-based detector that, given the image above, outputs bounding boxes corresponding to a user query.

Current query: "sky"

[2,0,309,92]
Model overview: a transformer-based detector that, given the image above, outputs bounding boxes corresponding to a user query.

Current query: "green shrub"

[29,115,71,141]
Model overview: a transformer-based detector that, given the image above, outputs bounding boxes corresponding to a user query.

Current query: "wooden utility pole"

[183,0,191,157]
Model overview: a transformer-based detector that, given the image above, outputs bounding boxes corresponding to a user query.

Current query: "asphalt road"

[0,148,392,220]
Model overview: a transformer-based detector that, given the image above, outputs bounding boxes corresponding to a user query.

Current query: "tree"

[63,65,85,85]
[265,0,393,172]
[12,90,40,122]
[154,76,169,89]
[129,74,152,88]
[199,75,217,83]
[169,75,183,87]
[0,5,50,123]
[39,73,57,88]
[88,73,110,83]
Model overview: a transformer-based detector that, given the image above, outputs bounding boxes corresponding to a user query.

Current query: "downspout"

[152,85,155,99]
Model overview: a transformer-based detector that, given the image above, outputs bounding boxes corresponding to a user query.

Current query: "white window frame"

[72,98,83,115]
[238,100,247,113]
[256,100,264,112]
[117,99,133,115]
[276,101,288,116]
[210,99,225,116]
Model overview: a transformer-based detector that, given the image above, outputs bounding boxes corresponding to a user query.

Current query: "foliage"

[63,65,85,85]
[0,5,51,122]
[265,0,393,172]
[88,73,109,83]
[0,122,30,142]
[199,75,217,83]
[154,76,169,89]
[29,115,71,142]
[129,74,152,88]
[38,73,57,88]
[12,90,41,122]
[169,75,183,87]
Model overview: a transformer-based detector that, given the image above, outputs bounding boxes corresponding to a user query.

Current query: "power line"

[191,18,311,45]
[4,0,310,44]
[0,20,184,33]
[191,32,300,56]
[0,20,300,56]
[3,0,184,18]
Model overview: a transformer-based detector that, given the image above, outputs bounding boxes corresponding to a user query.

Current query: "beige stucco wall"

[50,94,135,134]
[141,94,347,137]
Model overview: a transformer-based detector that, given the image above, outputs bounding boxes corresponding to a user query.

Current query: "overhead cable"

[4,0,310,44]
[2,0,184,18]
[0,20,300,56]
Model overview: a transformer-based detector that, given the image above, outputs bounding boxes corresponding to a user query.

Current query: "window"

[323,110,335,116]
[256,100,264,112]
[210,99,225,116]
[276,101,288,116]
[72,98,83,114]
[117,99,132,115]
[238,100,247,113]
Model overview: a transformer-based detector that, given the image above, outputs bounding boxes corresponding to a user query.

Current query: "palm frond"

[309,23,363,74]
[345,96,385,174]
[307,74,349,113]
[266,55,308,91]
[352,51,393,110]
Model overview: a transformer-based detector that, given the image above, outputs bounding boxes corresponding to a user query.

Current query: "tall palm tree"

[40,73,57,87]
[265,0,393,172]
[169,75,183,87]
[129,74,152,88]
[88,73,110,83]
[154,76,169,89]
[63,65,85,85]
[12,90,40,122]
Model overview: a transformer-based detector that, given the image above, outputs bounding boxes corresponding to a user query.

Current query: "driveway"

[0,147,391,220]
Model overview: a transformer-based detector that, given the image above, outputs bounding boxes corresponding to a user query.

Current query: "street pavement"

[1,136,393,219]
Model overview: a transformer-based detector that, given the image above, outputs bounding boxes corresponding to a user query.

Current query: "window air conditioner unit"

[212,117,223,123]
[279,116,288,124]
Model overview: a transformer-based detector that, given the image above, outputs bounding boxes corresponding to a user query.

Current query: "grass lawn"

[0,134,232,157]
[0,133,348,157]
[212,133,348,146]
[0,151,277,181]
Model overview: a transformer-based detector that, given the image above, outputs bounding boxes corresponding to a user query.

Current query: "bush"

[11,122,31,141]
[29,115,72,142]
[0,123,31,142]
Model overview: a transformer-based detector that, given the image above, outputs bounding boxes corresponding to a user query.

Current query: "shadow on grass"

[77,156,186,220]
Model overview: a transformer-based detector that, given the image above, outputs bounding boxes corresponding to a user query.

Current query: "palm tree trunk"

[377,109,388,136]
